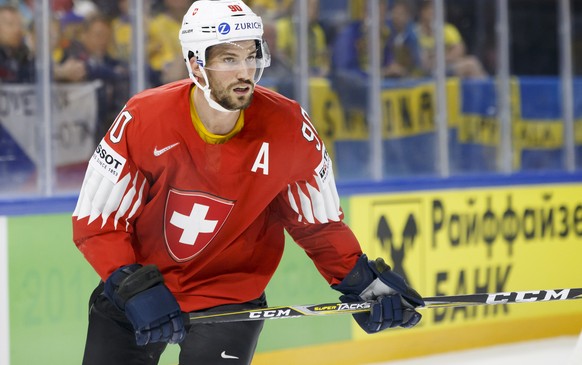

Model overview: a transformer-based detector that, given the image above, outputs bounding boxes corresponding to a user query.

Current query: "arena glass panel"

[2,0,580,196]
[572,0,582,170]
[443,0,500,175]
[377,0,440,179]
[0,5,47,197]
[508,0,564,172]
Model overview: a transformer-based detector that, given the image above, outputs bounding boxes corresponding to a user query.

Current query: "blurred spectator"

[59,0,98,51]
[61,15,129,139]
[331,1,389,79]
[330,0,381,114]
[0,0,73,27]
[53,0,75,14]
[275,0,330,77]
[147,0,190,86]
[110,0,131,62]
[416,0,486,78]
[329,0,424,130]
[331,0,422,79]
[246,0,293,19]
[8,0,33,27]
[0,5,35,83]
[91,0,121,19]
[384,0,423,78]
[27,16,87,82]
[259,19,297,96]
[329,0,389,121]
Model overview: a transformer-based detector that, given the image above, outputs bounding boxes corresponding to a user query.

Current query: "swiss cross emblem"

[164,189,234,262]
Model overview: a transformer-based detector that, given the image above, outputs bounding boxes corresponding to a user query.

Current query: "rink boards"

[2,179,582,364]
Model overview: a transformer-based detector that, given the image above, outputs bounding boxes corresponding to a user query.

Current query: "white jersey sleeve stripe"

[309,157,342,223]
[73,166,93,217]
[287,186,303,222]
[306,181,327,223]
[88,174,121,224]
[296,182,315,224]
[123,176,147,230]
[100,173,132,227]
[321,170,341,221]
[285,162,342,224]
[73,166,101,219]
[74,162,147,232]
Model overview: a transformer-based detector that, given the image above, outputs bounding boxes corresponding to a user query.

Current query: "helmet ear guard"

[178,0,271,112]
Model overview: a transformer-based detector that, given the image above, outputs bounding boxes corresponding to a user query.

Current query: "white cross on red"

[169,204,218,245]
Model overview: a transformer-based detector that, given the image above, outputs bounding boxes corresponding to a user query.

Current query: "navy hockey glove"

[104,264,186,346]
[332,254,424,334]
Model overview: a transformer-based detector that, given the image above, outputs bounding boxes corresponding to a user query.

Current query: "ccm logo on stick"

[337,302,371,310]
[486,289,570,304]
[248,309,292,319]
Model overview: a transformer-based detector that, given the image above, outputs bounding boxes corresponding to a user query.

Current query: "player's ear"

[189,58,208,86]
[190,58,202,78]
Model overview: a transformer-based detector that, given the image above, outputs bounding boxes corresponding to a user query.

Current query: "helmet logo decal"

[228,4,244,12]
[218,22,231,35]
[191,8,198,15]
[234,22,262,30]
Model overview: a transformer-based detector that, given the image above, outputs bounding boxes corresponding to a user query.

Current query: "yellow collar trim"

[189,87,244,144]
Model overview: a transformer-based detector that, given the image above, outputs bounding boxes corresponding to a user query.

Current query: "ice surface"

[365,335,581,365]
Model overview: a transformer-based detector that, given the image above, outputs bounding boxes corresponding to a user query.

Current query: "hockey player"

[72,1,424,364]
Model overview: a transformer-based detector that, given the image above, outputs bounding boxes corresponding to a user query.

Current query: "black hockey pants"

[81,282,266,365]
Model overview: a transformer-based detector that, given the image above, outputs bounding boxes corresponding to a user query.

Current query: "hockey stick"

[186,287,582,324]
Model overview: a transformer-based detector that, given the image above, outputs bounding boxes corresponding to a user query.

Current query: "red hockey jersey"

[72,80,362,312]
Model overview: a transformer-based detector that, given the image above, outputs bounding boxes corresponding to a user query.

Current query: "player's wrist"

[104,264,166,311]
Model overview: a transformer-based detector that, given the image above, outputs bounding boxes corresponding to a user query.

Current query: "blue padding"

[461,79,497,115]
[1,170,582,217]
[336,170,582,196]
[518,77,561,119]
[0,195,78,216]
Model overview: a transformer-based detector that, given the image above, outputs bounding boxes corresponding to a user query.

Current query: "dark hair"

[81,14,111,33]
[0,4,19,14]
[419,0,433,11]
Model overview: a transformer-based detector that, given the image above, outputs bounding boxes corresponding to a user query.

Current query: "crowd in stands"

[0,0,488,135]
[0,0,488,83]
[253,0,487,102]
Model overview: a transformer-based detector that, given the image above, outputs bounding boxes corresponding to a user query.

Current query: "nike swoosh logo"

[220,351,239,360]
[153,142,180,157]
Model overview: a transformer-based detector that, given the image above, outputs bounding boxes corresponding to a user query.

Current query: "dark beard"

[216,92,254,110]
[209,80,254,110]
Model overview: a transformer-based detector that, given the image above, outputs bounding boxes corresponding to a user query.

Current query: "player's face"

[204,40,259,110]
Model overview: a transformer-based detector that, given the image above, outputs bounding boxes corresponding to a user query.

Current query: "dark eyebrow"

[218,51,239,57]
[208,43,257,59]
[218,49,257,58]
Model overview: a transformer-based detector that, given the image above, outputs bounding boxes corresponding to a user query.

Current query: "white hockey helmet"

[179,0,271,112]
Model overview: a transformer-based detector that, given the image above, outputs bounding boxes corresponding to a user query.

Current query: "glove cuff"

[117,265,165,302]
[104,264,164,311]
[332,254,376,296]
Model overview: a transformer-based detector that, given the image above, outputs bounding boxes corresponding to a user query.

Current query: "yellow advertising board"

[349,183,582,340]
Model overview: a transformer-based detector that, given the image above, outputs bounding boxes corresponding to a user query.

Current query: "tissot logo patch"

[89,140,126,183]
[164,189,234,262]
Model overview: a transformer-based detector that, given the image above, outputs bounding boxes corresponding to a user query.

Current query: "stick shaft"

[187,287,582,324]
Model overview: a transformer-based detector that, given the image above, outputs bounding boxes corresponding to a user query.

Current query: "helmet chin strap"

[190,68,237,114]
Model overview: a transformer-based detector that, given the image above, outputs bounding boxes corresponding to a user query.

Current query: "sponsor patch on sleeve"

[316,148,331,185]
[89,140,127,183]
